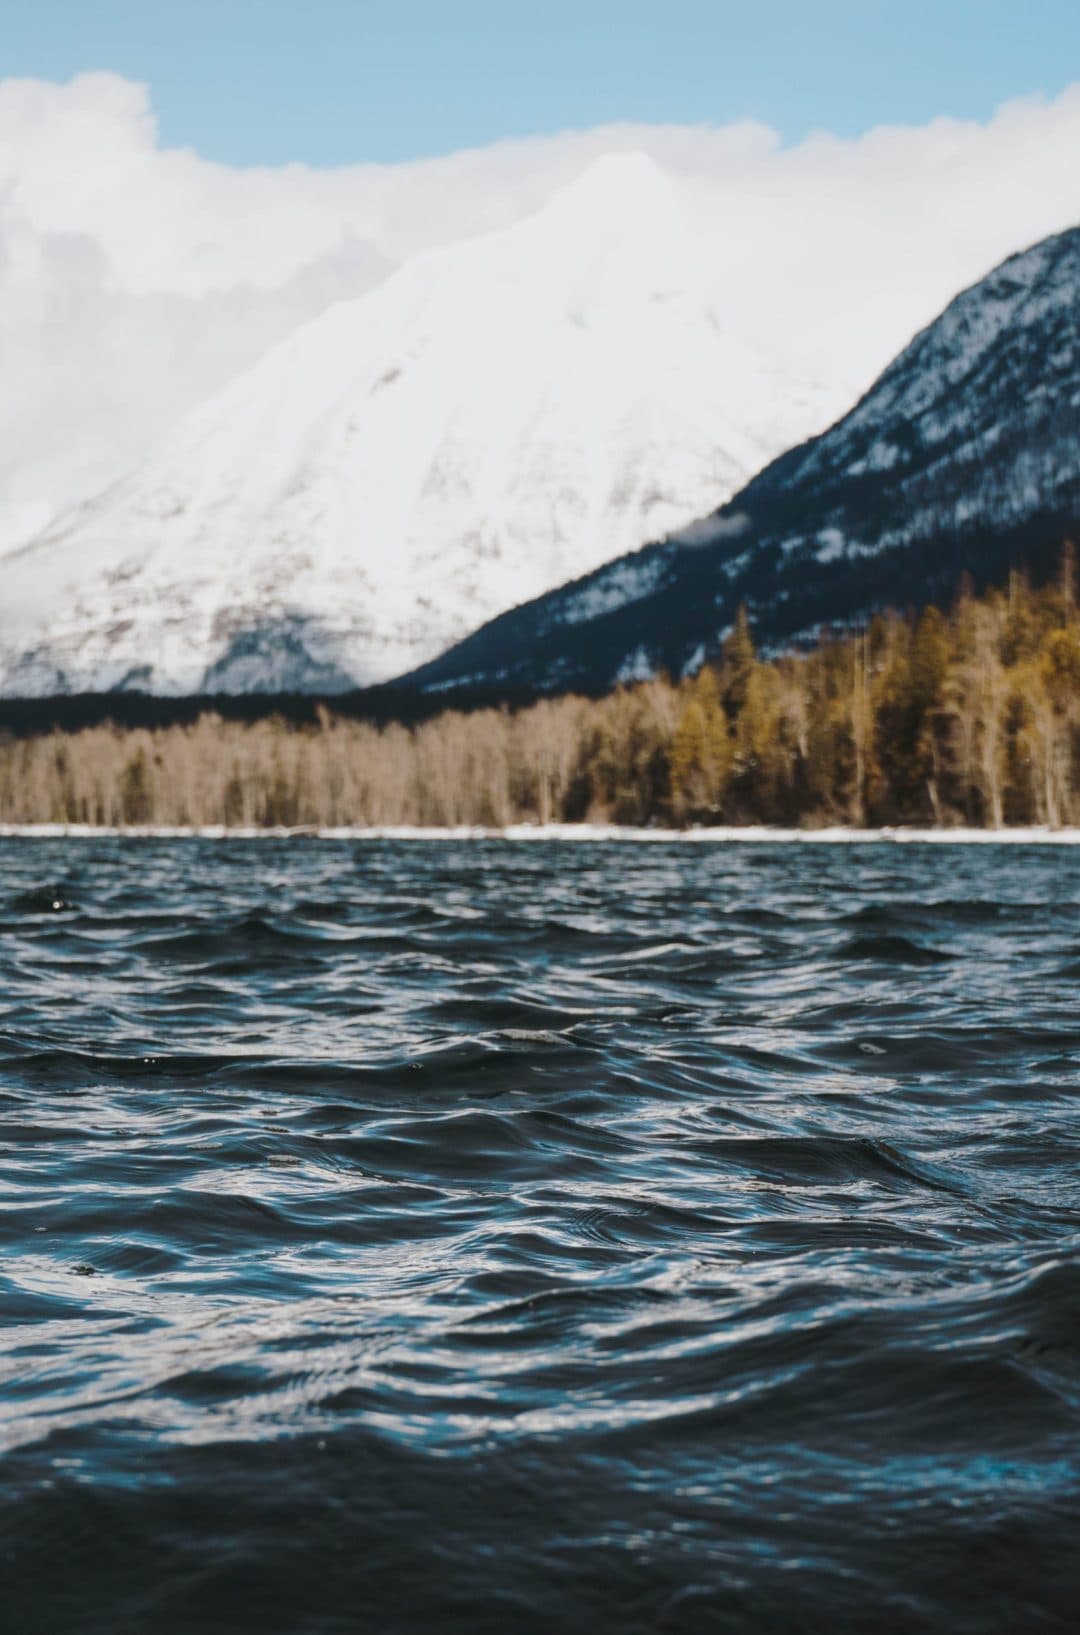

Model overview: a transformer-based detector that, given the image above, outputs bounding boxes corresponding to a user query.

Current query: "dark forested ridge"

[3,557,1080,829]
[401,227,1080,700]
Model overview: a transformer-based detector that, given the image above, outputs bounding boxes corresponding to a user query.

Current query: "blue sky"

[5,0,1080,166]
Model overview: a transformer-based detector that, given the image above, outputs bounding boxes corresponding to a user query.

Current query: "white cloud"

[1,72,1079,553]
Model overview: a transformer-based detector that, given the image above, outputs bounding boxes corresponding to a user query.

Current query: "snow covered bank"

[4,823,1080,844]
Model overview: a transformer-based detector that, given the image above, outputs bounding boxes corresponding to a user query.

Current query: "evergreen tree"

[720,605,756,721]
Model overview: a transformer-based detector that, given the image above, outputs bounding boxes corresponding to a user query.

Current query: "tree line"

[2,554,1079,829]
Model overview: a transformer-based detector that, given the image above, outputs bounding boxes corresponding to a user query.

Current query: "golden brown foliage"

[4,566,1080,829]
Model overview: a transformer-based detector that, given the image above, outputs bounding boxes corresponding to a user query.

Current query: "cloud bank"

[2,72,1079,552]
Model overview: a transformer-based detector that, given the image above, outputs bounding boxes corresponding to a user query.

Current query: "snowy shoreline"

[4,822,1080,845]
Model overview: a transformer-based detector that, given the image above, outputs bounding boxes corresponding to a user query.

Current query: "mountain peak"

[534,151,685,238]
[0,150,843,698]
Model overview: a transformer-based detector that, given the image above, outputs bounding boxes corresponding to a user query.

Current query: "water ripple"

[1,837,1078,1633]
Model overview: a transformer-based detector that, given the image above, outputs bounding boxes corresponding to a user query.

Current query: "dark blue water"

[1,838,1078,1633]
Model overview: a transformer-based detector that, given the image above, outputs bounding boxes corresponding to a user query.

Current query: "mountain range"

[0,168,1077,707]
[0,155,842,697]
[399,225,1080,700]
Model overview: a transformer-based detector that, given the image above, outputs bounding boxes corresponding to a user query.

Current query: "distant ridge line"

[0,683,543,739]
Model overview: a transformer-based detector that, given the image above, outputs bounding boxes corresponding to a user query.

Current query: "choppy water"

[1,837,1078,1634]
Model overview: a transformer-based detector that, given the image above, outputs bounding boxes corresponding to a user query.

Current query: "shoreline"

[3,821,1080,844]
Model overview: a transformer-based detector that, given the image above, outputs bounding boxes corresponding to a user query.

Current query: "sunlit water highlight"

[1,838,1077,1632]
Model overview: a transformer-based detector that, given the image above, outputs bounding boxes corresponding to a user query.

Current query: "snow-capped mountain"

[401,225,1080,701]
[0,153,845,696]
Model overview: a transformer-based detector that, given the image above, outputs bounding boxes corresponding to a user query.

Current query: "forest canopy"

[2,555,1079,830]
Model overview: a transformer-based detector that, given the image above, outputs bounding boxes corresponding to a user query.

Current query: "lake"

[1,837,1077,1632]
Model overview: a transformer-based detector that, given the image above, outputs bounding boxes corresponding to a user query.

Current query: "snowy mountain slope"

[0,216,394,558]
[400,225,1080,701]
[0,153,844,696]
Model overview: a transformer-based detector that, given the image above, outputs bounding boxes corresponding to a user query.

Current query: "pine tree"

[720,604,756,721]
